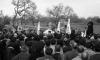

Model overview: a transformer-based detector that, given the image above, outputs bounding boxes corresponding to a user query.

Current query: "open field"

[70,24,100,34]
[37,22,100,34]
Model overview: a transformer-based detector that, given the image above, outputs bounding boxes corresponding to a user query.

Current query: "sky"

[0,0,100,18]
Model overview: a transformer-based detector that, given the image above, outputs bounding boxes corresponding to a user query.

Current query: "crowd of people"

[0,21,100,60]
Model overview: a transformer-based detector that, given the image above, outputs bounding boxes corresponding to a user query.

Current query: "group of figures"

[0,20,100,60]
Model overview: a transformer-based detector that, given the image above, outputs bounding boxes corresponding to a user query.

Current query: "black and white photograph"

[0,0,100,60]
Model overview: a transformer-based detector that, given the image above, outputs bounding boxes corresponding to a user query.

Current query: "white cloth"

[81,32,84,37]
[37,22,40,35]
[43,29,54,34]
[90,36,94,39]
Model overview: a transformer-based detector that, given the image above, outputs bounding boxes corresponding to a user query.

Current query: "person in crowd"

[86,19,94,38]
[64,40,78,60]
[50,39,56,54]
[0,39,8,60]
[57,39,64,47]
[47,31,54,40]
[11,45,30,60]
[29,39,45,60]
[8,37,21,56]
[63,45,72,53]
[38,30,44,40]
[72,45,88,60]
[36,47,55,60]
[52,45,63,60]
[10,33,18,42]
[70,29,76,39]
[54,31,62,39]
[92,38,100,52]
[89,53,100,60]
[43,39,51,55]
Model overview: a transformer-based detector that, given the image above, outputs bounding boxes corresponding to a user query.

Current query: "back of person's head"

[77,46,84,53]
[55,45,61,52]
[45,40,50,47]
[57,40,63,47]
[48,31,51,33]
[63,46,72,53]
[43,36,48,40]
[81,52,88,60]
[65,25,67,28]
[50,39,56,45]
[70,40,77,49]
[45,47,53,55]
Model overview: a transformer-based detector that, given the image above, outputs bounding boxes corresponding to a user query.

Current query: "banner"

[37,22,40,35]
[57,21,61,32]
[66,18,71,34]
[84,30,87,37]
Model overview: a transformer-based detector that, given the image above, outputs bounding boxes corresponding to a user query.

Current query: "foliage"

[12,0,37,26]
[0,16,12,31]
[47,3,75,20]
[3,16,11,25]
[46,3,77,26]
[87,16,100,24]
[12,0,37,16]
[96,18,100,23]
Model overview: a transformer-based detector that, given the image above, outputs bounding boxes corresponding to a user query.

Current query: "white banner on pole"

[66,18,71,34]
[57,21,61,32]
[37,22,40,35]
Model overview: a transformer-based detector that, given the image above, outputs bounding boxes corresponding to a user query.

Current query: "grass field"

[70,24,100,34]
[38,22,100,34]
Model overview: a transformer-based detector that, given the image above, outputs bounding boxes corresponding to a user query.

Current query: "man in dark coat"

[70,29,76,39]
[0,40,8,60]
[11,45,30,60]
[29,40,45,60]
[86,20,94,38]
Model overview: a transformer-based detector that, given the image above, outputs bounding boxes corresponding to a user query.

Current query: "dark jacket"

[64,49,78,60]
[11,52,30,60]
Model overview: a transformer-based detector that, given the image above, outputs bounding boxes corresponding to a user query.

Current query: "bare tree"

[63,6,74,18]
[12,0,37,26]
[47,3,75,22]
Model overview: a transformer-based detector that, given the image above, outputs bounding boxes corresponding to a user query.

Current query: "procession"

[0,0,100,60]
